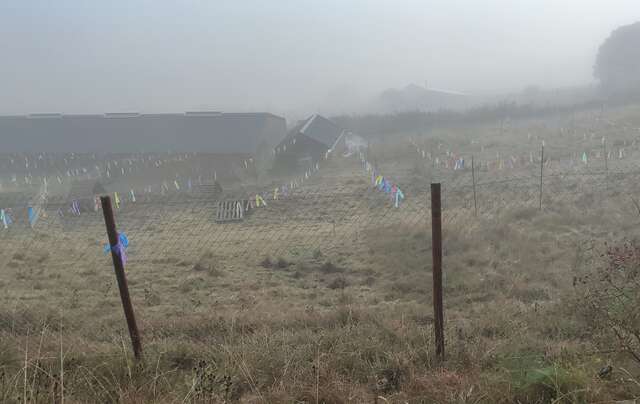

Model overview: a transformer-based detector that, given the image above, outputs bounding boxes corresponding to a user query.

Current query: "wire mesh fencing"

[0,175,429,279]
[3,156,640,278]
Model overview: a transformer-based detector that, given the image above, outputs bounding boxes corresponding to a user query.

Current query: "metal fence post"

[430,183,444,360]
[100,196,143,360]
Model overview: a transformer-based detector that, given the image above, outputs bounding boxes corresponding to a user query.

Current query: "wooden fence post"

[471,156,478,216]
[100,196,142,360]
[539,143,544,210]
[430,183,445,360]
[603,138,608,189]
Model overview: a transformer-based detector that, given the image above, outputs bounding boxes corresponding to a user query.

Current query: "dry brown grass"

[3,105,640,402]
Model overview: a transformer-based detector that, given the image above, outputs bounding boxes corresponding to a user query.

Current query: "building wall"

[0,113,286,154]
[272,133,329,173]
[330,131,347,154]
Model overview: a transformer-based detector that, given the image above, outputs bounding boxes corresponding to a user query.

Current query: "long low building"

[0,112,286,153]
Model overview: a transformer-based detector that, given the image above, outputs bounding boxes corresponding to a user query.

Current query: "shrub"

[511,364,589,403]
[260,256,273,268]
[320,261,343,274]
[327,277,348,290]
[575,240,640,363]
[193,262,223,277]
[276,257,290,269]
[192,262,208,272]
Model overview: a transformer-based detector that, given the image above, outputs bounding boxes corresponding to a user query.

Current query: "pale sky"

[1,0,638,118]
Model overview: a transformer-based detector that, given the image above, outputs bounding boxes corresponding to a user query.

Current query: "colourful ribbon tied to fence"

[255,194,267,207]
[71,200,81,216]
[0,209,11,229]
[395,188,405,208]
[28,206,36,227]
[386,180,394,194]
[112,240,128,265]
[104,232,129,265]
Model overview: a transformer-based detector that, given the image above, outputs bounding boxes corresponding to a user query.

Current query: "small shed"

[67,179,106,212]
[273,114,346,171]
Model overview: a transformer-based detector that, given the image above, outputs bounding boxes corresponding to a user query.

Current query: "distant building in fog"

[0,112,286,154]
[375,83,470,112]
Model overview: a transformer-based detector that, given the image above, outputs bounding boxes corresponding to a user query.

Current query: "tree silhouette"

[594,22,640,94]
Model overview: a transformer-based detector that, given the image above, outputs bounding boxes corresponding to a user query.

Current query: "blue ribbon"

[112,241,127,265]
[103,233,129,265]
[383,180,392,194]
[28,207,36,227]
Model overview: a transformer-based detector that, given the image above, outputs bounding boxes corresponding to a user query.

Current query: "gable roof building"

[275,114,345,154]
[273,115,346,170]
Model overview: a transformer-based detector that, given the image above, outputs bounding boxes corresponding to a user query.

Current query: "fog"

[1,0,638,119]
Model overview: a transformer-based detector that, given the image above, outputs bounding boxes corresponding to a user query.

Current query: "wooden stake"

[430,183,444,360]
[539,143,544,210]
[100,196,142,360]
[471,156,478,216]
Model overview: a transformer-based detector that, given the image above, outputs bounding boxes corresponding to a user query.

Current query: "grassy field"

[2,105,640,403]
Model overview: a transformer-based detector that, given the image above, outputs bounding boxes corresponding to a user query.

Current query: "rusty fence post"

[430,183,445,360]
[100,196,143,360]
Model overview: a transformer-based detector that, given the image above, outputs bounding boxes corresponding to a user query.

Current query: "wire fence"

[2,148,640,277]
[2,146,640,404]
[0,175,427,278]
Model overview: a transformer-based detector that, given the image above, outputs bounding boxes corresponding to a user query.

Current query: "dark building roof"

[276,114,345,151]
[0,112,286,154]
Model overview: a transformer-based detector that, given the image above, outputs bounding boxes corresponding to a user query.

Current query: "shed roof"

[277,114,345,150]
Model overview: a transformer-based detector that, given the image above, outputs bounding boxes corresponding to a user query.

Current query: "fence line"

[2,157,640,270]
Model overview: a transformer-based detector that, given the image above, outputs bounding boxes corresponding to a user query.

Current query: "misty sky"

[1,1,638,118]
